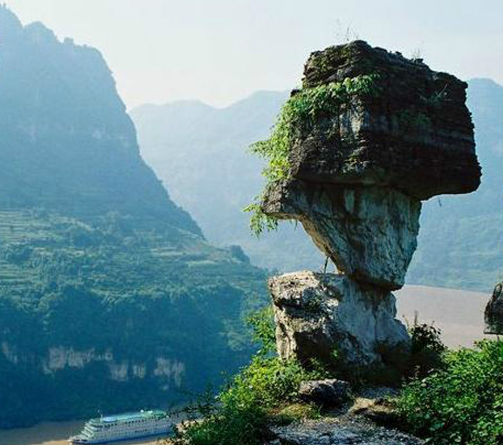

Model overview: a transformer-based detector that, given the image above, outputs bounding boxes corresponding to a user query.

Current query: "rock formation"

[270,272,409,366]
[261,41,480,366]
[298,379,351,408]
[485,282,503,334]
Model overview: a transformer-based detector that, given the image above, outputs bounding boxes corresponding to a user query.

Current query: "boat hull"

[69,428,172,444]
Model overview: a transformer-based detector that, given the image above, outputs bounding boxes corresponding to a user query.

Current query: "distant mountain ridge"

[132,90,326,273]
[132,79,503,292]
[0,6,266,428]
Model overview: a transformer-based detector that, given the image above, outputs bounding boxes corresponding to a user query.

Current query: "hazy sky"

[5,0,503,109]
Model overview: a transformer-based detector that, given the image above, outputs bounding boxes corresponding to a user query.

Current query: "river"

[0,421,170,445]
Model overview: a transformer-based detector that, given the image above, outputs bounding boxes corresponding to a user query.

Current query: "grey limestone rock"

[269,271,409,366]
[263,182,420,290]
[485,282,503,334]
[298,379,351,407]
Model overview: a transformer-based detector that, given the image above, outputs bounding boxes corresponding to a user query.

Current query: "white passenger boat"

[68,410,172,444]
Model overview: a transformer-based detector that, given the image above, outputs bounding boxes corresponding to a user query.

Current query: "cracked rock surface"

[270,271,409,366]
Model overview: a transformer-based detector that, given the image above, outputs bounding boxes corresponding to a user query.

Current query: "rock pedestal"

[264,183,421,290]
[270,272,409,366]
[262,41,480,367]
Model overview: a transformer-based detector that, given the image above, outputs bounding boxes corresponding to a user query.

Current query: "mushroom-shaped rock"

[253,41,481,368]
[485,282,503,334]
[260,40,480,290]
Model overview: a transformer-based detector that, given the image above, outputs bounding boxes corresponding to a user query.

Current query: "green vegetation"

[406,319,447,378]
[245,305,276,356]
[176,357,323,445]
[398,340,503,445]
[244,74,381,236]
[172,303,503,445]
[0,210,268,428]
[0,6,268,427]
[396,109,432,134]
[172,307,325,445]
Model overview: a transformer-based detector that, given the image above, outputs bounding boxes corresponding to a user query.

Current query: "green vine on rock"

[244,73,381,237]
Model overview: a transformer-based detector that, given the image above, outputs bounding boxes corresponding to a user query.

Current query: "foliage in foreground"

[173,306,324,445]
[406,318,447,379]
[176,357,323,445]
[174,307,502,445]
[398,340,503,445]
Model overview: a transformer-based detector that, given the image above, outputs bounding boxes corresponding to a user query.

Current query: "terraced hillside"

[0,6,266,428]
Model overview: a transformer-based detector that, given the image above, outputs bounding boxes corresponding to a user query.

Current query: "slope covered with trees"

[0,6,266,427]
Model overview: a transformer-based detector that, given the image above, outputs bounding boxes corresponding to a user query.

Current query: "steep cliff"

[0,6,266,428]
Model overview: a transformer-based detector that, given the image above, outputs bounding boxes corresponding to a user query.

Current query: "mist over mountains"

[132,78,503,292]
[0,6,265,427]
[131,92,325,273]
[1,0,502,434]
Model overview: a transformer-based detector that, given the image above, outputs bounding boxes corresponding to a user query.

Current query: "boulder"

[485,282,503,334]
[263,182,420,289]
[269,271,409,366]
[350,399,398,426]
[298,379,351,407]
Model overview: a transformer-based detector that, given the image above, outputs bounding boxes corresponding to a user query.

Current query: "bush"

[174,306,326,445]
[245,305,276,356]
[176,356,325,445]
[406,318,447,379]
[398,340,503,445]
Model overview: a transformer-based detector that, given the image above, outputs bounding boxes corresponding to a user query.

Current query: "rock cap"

[280,40,481,200]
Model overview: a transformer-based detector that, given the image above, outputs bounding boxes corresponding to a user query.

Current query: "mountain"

[131,92,326,274]
[0,6,266,428]
[132,79,503,292]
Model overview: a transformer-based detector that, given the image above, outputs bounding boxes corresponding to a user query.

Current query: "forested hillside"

[132,79,503,292]
[0,6,266,428]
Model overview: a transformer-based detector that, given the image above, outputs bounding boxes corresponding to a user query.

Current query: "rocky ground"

[266,387,423,445]
[268,418,423,445]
